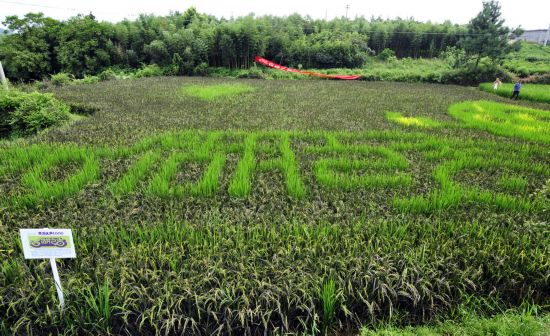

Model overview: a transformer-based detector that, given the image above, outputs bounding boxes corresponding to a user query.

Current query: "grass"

[1,78,549,335]
[480,83,550,104]
[362,309,550,335]
[182,83,255,101]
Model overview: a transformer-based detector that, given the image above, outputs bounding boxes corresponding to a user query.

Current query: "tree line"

[0,2,517,81]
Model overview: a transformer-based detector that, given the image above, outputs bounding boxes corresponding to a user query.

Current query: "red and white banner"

[254,56,362,80]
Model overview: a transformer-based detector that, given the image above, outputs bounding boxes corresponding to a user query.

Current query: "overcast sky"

[1,0,549,30]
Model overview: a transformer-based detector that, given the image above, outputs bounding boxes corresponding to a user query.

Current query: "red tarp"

[254,56,362,80]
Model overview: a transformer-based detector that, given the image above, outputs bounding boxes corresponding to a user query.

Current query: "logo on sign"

[29,236,70,248]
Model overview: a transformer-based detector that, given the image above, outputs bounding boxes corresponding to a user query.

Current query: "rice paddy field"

[1,78,550,335]
[480,83,550,104]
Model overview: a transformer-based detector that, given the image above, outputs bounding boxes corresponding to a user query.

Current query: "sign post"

[0,61,8,90]
[19,228,76,310]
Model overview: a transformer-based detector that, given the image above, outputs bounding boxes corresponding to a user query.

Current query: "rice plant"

[228,134,257,197]
[449,100,550,144]
[108,151,161,195]
[182,83,255,101]
[386,111,443,128]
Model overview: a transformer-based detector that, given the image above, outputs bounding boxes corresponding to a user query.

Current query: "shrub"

[68,102,100,115]
[442,63,513,86]
[134,64,164,78]
[193,62,209,76]
[50,73,73,86]
[0,90,27,137]
[79,75,100,84]
[377,48,396,62]
[98,69,117,81]
[2,91,70,136]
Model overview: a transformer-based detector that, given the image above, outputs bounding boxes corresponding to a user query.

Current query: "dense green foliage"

[480,82,550,103]
[1,9,472,81]
[1,78,549,334]
[0,89,70,137]
[459,1,516,67]
[503,42,550,77]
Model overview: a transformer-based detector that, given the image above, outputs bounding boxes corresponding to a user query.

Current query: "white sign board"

[20,228,76,259]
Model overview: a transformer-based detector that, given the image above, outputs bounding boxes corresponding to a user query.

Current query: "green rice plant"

[449,100,550,144]
[147,151,226,198]
[480,83,550,104]
[228,134,257,197]
[188,153,226,197]
[386,112,443,128]
[11,146,100,207]
[1,260,20,286]
[280,134,306,198]
[313,144,411,190]
[394,149,549,213]
[182,83,255,101]
[108,151,161,196]
[320,278,337,335]
[498,174,528,192]
[147,152,187,198]
[84,277,112,323]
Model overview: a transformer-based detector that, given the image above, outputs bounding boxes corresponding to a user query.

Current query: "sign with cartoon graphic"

[20,229,76,259]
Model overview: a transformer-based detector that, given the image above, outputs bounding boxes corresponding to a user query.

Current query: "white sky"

[1,0,549,30]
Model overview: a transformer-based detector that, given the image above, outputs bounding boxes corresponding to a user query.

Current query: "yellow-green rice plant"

[449,101,550,144]
[386,112,443,128]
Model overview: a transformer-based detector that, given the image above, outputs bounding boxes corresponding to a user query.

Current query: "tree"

[56,14,116,76]
[0,13,61,80]
[461,1,512,67]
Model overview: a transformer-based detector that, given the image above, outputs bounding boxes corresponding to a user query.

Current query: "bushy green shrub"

[68,102,100,115]
[0,90,27,136]
[98,69,117,81]
[134,64,164,78]
[79,75,100,84]
[377,48,396,61]
[442,63,513,85]
[50,73,73,86]
[193,62,209,76]
[0,90,70,137]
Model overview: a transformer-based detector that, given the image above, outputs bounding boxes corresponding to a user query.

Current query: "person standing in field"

[511,80,521,100]
[493,77,502,90]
